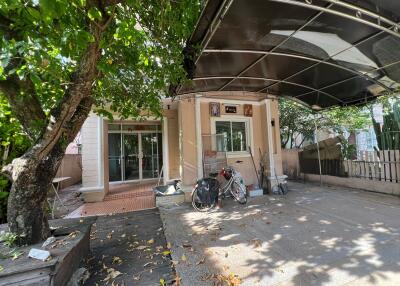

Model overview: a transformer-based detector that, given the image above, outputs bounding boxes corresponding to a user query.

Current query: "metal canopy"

[178,0,400,108]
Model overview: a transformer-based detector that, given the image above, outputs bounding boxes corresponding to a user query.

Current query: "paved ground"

[84,209,176,286]
[160,181,400,286]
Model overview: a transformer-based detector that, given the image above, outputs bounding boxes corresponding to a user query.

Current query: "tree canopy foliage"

[0,0,200,125]
[279,98,370,149]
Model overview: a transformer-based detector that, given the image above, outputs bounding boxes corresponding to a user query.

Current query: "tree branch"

[1,163,13,180]
[31,0,112,161]
[0,73,47,140]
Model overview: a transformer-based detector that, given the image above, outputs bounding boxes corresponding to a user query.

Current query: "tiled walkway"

[66,183,156,218]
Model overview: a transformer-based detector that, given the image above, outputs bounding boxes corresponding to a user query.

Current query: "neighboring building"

[79,91,285,202]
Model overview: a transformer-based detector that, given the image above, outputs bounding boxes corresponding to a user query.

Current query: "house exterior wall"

[197,94,283,186]
[80,92,285,201]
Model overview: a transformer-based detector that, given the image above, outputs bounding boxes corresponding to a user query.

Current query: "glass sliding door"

[123,134,140,181]
[141,133,163,179]
[109,133,122,182]
[108,123,162,182]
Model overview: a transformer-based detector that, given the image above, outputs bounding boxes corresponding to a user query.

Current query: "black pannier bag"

[196,178,219,205]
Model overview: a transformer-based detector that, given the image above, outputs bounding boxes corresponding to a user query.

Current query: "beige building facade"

[80,91,285,202]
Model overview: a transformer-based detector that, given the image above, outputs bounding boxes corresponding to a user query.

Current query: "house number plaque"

[225,105,237,113]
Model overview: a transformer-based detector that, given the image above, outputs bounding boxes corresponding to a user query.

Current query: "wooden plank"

[389,150,395,182]
[395,150,400,183]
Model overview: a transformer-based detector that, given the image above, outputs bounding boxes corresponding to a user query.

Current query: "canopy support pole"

[314,114,323,186]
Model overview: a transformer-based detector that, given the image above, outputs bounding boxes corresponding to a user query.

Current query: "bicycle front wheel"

[231,182,247,204]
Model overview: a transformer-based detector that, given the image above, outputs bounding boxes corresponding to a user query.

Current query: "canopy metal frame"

[178,0,400,108]
[193,76,345,103]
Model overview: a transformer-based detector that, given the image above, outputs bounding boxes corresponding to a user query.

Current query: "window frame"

[211,115,253,158]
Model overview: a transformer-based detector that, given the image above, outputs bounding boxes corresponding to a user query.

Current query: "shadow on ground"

[83,209,176,285]
[160,181,400,286]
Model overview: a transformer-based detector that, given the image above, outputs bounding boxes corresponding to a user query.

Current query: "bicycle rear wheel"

[191,188,216,212]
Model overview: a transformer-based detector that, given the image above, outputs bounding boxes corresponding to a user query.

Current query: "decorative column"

[195,94,203,179]
[162,116,170,185]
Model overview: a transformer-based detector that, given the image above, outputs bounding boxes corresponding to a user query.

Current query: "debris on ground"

[42,236,56,248]
[28,248,51,261]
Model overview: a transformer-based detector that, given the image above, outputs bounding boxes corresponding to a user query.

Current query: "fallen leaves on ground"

[201,273,241,286]
[68,230,80,239]
[181,241,192,248]
[112,256,123,265]
[147,238,155,244]
[175,274,182,285]
[143,262,156,267]
[213,273,242,286]
[250,238,262,248]
[102,264,122,282]
[162,250,171,256]
[196,257,205,265]
[181,254,187,262]
[106,231,114,240]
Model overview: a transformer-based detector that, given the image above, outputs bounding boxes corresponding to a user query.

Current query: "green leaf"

[0,192,8,199]
[26,7,41,20]
[40,0,65,20]
[87,7,102,21]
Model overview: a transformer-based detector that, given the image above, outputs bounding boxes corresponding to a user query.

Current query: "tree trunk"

[7,143,64,245]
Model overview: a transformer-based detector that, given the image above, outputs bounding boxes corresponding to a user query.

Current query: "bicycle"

[191,166,247,212]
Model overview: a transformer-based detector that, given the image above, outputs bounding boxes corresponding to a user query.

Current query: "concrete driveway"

[160,181,400,286]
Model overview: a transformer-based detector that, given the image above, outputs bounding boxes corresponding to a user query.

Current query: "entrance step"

[65,184,157,218]
[104,190,154,201]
